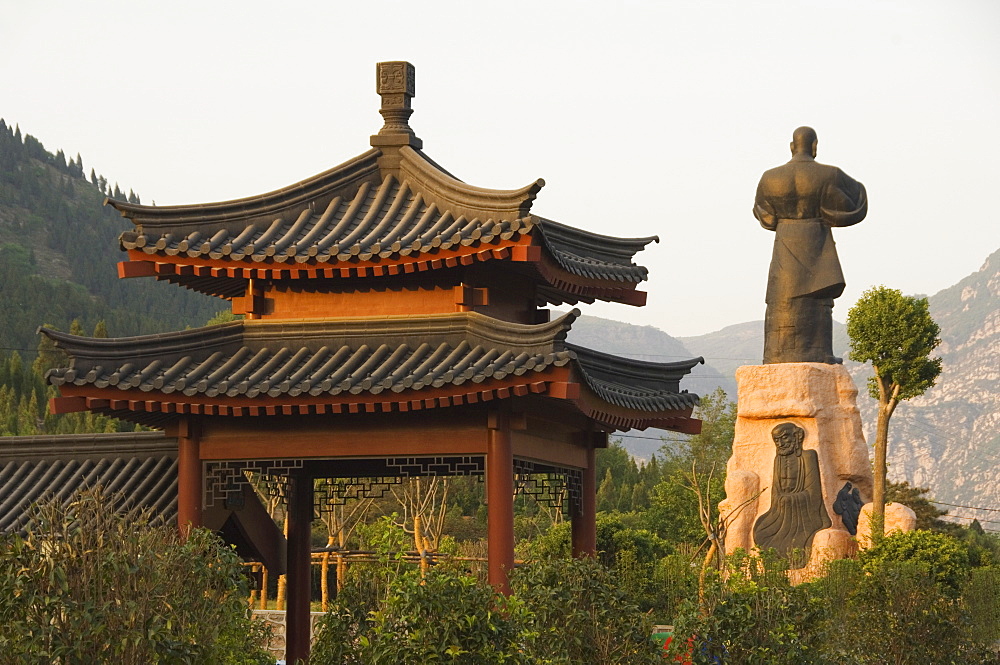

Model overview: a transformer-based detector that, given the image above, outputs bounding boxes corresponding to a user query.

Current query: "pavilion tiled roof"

[109,146,657,305]
[41,311,701,430]
[0,432,177,534]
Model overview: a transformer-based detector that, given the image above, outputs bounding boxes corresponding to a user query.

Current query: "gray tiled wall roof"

[0,432,177,534]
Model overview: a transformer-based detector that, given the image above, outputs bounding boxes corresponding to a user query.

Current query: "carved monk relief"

[753,422,831,561]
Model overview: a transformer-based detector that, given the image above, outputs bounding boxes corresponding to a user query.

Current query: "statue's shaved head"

[791,126,818,157]
[772,422,805,456]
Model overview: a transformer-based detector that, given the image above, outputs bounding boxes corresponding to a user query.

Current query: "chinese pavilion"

[43,62,702,662]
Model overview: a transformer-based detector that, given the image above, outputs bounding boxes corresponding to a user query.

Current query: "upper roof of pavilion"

[107,62,657,307]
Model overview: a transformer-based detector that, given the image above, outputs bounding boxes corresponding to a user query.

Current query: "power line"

[930,500,1000,513]
[939,513,1000,525]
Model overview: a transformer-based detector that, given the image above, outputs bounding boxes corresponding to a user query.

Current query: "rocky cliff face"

[572,249,1000,527]
[865,248,1000,526]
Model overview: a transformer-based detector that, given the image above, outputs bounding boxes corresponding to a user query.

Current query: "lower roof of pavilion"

[44,310,702,432]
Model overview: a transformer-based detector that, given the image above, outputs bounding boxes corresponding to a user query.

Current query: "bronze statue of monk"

[753,422,831,561]
[754,127,867,364]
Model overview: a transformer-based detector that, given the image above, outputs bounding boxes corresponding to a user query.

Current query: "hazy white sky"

[3,0,998,337]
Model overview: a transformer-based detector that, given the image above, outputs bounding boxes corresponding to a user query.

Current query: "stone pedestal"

[720,363,874,578]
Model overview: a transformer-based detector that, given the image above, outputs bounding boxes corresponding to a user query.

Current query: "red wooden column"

[286,474,314,664]
[571,441,598,557]
[487,410,515,594]
[176,418,202,536]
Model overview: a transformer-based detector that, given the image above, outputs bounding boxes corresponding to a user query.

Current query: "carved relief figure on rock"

[754,126,867,364]
[753,422,831,561]
[833,481,864,535]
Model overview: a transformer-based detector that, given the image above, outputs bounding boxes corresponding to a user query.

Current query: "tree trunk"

[871,385,899,545]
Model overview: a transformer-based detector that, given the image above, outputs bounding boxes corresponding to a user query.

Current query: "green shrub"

[859,529,970,595]
[511,556,662,665]
[0,488,271,664]
[669,550,819,665]
[312,568,525,664]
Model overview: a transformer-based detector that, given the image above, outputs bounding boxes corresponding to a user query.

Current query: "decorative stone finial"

[372,61,421,149]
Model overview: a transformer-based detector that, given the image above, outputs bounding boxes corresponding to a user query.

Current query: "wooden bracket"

[454,284,490,310]
[49,396,87,414]
[117,261,157,279]
[232,294,269,316]
[510,245,542,262]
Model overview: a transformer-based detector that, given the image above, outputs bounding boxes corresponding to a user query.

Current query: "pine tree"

[597,469,618,513]
[90,167,98,185]
[93,320,108,338]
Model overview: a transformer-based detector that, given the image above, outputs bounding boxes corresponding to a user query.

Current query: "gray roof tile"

[0,432,178,534]
[109,147,655,301]
[41,312,700,426]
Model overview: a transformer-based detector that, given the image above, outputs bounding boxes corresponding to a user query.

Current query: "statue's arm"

[753,180,778,231]
[821,169,868,227]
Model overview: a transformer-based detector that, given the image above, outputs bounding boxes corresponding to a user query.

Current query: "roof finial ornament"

[371,61,422,149]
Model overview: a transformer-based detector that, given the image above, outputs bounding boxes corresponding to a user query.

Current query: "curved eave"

[41,312,701,434]
[398,146,544,219]
[566,344,702,433]
[107,149,382,229]
[535,217,656,284]
[41,310,578,368]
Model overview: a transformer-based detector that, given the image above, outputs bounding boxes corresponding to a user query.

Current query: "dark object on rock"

[833,481,864,535]
[753,422,832,562]
[754,127,867,364]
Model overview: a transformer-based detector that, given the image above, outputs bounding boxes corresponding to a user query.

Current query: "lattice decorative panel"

[204,459,303,509]
[313,476,403,509]
[513,459,582,515]
[385,456,486,477]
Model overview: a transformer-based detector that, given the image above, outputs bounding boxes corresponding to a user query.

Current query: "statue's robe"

[753,448,831,560]
[754,155,867,364]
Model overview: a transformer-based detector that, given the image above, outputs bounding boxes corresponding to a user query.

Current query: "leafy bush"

[669,550,818,665]
[859,529,970,595]
[0,489,271,664]
[312,568,524,664]
[511,556,663,665]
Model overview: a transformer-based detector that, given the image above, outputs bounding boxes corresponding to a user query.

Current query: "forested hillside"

[0,118,218,353]
[0,120,220,435]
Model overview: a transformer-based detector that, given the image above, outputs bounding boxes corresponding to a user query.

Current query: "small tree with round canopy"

[847,286,942,542]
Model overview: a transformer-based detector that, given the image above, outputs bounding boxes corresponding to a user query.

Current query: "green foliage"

[511,556,663,665]
[666,386,738,473]
[847,286,942,402]
[0,488,272,664]
[205,309,242,326]
[884,481,961,534]
[671,550,818,665]
[809,557,990,665]
[0,345,132,436]
[312,568,525,665]
[859,529,970,596]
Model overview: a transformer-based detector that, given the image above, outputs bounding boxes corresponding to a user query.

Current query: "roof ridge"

[398,146,543,220]
[107,148,382,227]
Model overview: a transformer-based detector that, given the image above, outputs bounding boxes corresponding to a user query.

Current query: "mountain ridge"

[571,249,1000,528]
